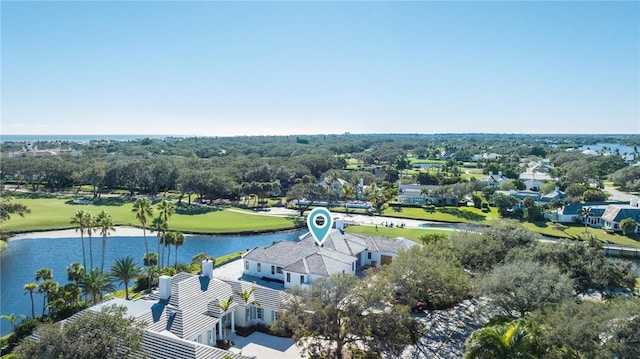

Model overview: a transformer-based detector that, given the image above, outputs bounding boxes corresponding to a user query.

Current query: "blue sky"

[2,1,638,136]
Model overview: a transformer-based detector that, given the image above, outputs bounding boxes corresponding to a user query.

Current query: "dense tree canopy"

[274,274,420,359]
[14,304,145,358]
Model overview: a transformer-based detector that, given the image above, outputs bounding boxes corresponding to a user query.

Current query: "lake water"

[578,143,636,154]
[0,230,305,335]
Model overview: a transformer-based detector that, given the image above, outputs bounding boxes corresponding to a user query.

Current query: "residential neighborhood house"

[243,227,419,289]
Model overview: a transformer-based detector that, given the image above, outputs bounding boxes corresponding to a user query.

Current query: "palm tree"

[85,212,96,269]
[80,268,115,305]
[132,198,154,267]
[66,262,85,285]
[465,318,546,359]
[95,210,115,272]
[110,256,140,300]
[236,285,260,324]
[340,185,355,213]
[66,262,85,304]
[35,267,53,282]
[1,313,25,332]
[143,266,160,292]
[580,206,593,234]
[35,267,53,316]
[214,296,234,340]
[151,216,168,268]
[171,232,186,267]
[156,200,175,261]
[164,231,175,267]
[143,252,159,267]
[24,282,38,318]
[38,280,58,316]
[70,210,91,270]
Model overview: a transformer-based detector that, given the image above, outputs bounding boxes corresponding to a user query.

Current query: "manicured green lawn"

[2,196,299,234]
[382,206,500,223]
[408,158,445,165]
[345,224,452,242]
[521,222,640,247]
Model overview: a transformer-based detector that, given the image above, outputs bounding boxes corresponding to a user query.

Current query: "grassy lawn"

[521,222,640,247]
[345,224,452,242]
[461,173,486,181]
[408,158,446,165]
[2,196,299,234]
[382,205,500,223]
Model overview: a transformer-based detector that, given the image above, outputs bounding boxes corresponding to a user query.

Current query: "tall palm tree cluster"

[12,199,187,335]
[134,198,186,291]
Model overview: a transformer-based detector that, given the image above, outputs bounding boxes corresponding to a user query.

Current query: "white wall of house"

[189,325,217,346]
[244,259,284,282]
[363,251,397,267]
[234,306,278,328]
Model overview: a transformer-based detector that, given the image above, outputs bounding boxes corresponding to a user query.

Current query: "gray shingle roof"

[299,230,369,256]
[243,241,318,267]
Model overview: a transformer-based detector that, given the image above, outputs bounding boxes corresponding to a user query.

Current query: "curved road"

[604,184,636,202]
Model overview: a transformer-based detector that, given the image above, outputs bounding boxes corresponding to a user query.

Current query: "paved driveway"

[228,331,302,358]
[604,184,636,202]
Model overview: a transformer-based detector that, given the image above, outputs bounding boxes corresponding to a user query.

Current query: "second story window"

[257,263,261,272]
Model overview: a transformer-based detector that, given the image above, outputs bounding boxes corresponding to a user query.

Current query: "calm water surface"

[0,230,305,335]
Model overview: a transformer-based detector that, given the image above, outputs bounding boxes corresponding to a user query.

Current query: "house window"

[271,311,276,322]
[251,306,257,320]
[367,252,371,260]
[207,330,213,345]
[197,334,202,343]
[300,275,305,284]
[271,265,275,275]
[257,263,261,272]
[276,266,283,274]
[257,307,263,320]
[286,273,290,282]
[245,261,249,270]
[352,262,355,271]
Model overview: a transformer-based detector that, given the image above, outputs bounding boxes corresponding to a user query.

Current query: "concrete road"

[604,184,636,202]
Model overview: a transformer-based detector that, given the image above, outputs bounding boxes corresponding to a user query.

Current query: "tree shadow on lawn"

[286,216,306,227]
[64,197,130,206]
[175,204,224,215]
[436,207,486,222]
[11,191,57,199]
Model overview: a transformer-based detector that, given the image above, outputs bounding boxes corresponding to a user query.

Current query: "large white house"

[60,259,290,359]
[243,229,419,289]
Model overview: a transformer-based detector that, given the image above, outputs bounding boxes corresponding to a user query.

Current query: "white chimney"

[335,219,344,231]
[202,259,214,279]
[489,171,493,176]
[159,275,171,300]
[498,171,502,177]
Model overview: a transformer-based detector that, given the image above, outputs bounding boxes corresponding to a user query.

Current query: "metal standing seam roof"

[140,330,250,359]
[50,298,250,359]
[223,279,294,310]
[601,205,640,223]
